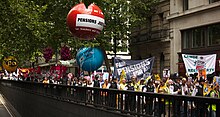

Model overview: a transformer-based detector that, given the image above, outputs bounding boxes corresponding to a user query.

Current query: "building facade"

[130,0,220,76]
[130,0,170,76]
[168,0,220,76]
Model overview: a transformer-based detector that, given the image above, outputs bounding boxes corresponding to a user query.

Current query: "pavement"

[0,94,13,117]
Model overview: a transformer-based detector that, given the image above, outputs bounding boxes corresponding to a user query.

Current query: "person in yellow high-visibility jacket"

[156,79,170,117]
[209,84,219,117]
[131,76,139,91]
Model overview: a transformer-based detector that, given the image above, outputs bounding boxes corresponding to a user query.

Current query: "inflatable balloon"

[67,3,105,40]
[2,56,18,72]
[76,47,104,72]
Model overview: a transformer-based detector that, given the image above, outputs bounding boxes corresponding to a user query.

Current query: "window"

[182,23,220,50]
[182,30,191,49]
[183,0,189,11]
[209,0,220,3]
[208,24,220,46]
[192,28,205,48]
[158,13,164,30]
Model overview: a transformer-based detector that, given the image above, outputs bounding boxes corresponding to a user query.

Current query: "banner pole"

[113,57,116,79]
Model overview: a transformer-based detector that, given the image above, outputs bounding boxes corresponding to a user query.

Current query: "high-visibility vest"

[208,90,219,111]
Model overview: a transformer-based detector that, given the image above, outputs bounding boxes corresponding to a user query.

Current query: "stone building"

[130,0,220,76]
[168,0,220,76]
[130,0,170,76]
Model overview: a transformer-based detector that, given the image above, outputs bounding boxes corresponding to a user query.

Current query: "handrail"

[0,79,220,117]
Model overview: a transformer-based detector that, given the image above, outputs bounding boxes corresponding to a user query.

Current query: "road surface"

[0,94,13,117]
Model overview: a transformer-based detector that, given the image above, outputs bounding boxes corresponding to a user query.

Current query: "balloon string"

[91,48,94,72]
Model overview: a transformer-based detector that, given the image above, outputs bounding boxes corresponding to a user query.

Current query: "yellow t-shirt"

[43,80,49,84]
[119,83,127,90]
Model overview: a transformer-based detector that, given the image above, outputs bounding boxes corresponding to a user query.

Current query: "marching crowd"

[40,71,219,117]
[1,70,219,117]
[3,70,219,100]
[44,72,219,101]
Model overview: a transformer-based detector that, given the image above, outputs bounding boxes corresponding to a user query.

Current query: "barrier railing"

[0,79,220,117]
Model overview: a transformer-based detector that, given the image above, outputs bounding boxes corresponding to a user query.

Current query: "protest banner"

[182,54,216,77]
[114,57,154,80]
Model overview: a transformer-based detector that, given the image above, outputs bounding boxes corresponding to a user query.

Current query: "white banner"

[182,54,216,75]
[76,14,104,31]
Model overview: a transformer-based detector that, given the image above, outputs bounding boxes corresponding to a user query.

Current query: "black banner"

[114,57,155,80]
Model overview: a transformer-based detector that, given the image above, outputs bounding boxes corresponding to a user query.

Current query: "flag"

[120,69,126,82]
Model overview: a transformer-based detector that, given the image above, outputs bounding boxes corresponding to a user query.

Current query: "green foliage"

[130,0,160,27]
[94,0,131,52]
[130,0,159,27]
[0,0,159,67]
[0,0,52,65]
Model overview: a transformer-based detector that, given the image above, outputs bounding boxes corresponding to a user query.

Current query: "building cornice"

[130,37,170,46]
[167,2,220,20]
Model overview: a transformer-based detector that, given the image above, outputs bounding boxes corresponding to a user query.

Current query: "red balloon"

[67,3,105,40]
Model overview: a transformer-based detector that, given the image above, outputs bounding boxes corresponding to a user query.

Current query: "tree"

[77,0,134,74]
[0,0,52,65]
[81,0,159,74]
[0,0,159,73]
[129,0,159,27]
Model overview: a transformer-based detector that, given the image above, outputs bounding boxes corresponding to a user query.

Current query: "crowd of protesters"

[1,70,220,100]
[89,72,219,117]
[1,70,220,117]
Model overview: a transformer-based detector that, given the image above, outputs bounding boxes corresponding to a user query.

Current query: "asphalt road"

[0,95,12,117]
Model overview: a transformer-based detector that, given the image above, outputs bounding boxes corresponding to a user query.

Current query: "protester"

[93,75,101,105]
[93,75,101,88]
[139,78,146,92]
[107,77,119,108]
[119,78,127,90]
[131,76,139,91]
[3,69,220,117]
[142,79,154,115]
[125,80,136,112]
[156,78,169,117]
[42,77,49,84]
[209,84,219,117]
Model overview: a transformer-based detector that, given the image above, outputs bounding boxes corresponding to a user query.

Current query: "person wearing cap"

[125,79,136,112]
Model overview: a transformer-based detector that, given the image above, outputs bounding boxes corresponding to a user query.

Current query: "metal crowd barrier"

[0,79,220,117]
